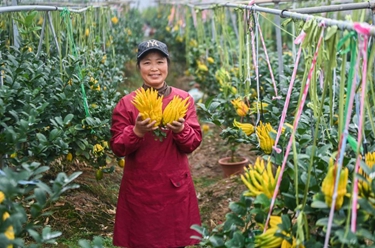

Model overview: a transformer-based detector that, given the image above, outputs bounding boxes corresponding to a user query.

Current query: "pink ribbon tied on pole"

[272,31,306,154]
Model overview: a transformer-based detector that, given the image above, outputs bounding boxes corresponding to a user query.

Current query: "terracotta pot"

[218,157,249,178]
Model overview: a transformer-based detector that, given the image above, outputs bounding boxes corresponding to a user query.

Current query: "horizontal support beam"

[289,1,375,14]
[196,2,375,36]
[0,2,134,14]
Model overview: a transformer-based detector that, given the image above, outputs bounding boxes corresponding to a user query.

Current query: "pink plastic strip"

[168,6,175,26]
[264,24,325,232]
[351,34,369,233]
[273,31,306,154]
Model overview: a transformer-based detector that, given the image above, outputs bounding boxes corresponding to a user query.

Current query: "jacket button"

[176,182,181,187]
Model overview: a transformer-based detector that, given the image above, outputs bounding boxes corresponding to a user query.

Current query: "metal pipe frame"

[289,1,375,14]
[0,4,103,14]
[203,3,375,36]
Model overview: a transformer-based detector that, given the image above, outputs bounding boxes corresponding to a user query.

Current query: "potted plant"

[217,127,251,177]
[198,96,252,177]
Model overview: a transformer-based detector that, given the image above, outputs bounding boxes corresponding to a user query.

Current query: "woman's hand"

[166,118,185,133]
[133,114,158,137]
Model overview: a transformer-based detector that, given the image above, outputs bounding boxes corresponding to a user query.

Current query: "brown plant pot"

[218,157,249,178]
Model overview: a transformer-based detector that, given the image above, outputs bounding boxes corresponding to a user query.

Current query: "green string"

[337,31,363,153]
[60,8,91,118]
[338,32,356,133]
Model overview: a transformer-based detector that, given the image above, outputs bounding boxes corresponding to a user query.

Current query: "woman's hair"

[136,50,170,69]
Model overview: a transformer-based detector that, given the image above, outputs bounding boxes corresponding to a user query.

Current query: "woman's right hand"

[133,114,158,137]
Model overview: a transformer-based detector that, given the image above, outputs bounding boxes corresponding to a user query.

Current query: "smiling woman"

[110,39,203,248]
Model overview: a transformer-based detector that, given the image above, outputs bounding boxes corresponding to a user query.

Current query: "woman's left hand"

[166,118,185,133]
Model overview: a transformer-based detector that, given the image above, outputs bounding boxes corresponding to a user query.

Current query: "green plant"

[0,162,81,247]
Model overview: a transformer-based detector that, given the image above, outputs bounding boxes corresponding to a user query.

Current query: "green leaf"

[229,202,246,215]
[209,101,221,111]
[209,235,225,247]
[28,229,41,243]
[36,181,53,195]
[311,200,328,209]
[49,129,60,141]
[254,194,270,207]
[280,214,291,231]
[34,188,46,206]
[52,116,64,127]
[42,228,62,242]
[356,228,375,241]
[63,114,74,125]
[224,213,245,228]
[36,133,48,144]
[191,224,207,236]
[335,229,357,245]
[78,239,91,248]
[225,231,245,248]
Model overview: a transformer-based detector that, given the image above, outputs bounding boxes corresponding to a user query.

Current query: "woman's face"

[139,51,168,89]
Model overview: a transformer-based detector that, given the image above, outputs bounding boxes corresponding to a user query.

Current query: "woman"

[110,39,202,248]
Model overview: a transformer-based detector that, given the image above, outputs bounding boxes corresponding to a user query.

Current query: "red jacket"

[110,87,202,248]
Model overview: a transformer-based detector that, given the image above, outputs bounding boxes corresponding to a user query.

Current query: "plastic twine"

[351,22,370,233]
[248,7,261,125]
[272,30,306,154]
[255,13,279,99]
[264,22,325,232]
[60,8,91,118]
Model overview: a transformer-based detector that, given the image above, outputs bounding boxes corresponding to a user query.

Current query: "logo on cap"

[147,40,159,47]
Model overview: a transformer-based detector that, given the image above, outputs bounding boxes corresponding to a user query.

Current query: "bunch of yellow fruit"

[255,216,304,248]
[233,119,254,135]
[132,88,190,128]
[132,88,164,127]
[321,158,348,210]
[162,96,190,126]
[241,157,281,198]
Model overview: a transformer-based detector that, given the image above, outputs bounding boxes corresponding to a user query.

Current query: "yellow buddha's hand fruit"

[132,88,163,127]
[231,98,249,117]
[233,119,255,135]
[118,158,125,168]
[162,96,190,126]
[321,159,348,210]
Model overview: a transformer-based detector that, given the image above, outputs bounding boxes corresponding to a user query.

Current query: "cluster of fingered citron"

[233,119,254,135]
[132,88,190,128]
[132,88,163,127]
[241,157,281,199]
[162,95,190,126]
[255,216,305,248]
[321,158,348,210]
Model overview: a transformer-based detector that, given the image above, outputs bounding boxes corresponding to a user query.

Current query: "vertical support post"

[47,11,61,56]
[274,0,285,92]
[229,8,239,40]
[12,0,20,48]
[36,12,48,57]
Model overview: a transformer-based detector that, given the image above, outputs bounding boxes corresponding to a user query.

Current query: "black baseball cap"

[137,39,169,59]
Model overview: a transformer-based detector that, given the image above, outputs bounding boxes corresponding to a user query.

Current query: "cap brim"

[137,48,169,59]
